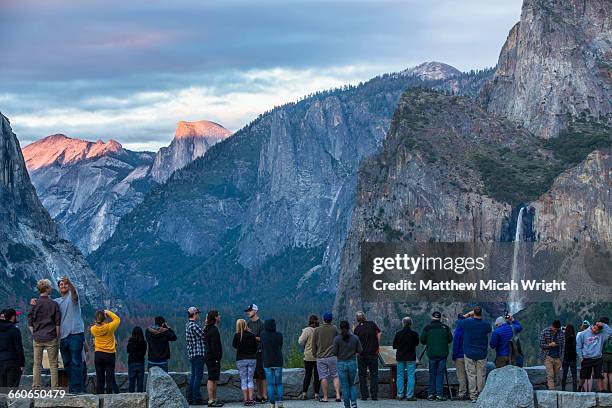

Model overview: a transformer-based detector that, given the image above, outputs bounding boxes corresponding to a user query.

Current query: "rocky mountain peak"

[483,0,611,138]
[175,120,231,140]
[150,119,232,183]
[23,134,125,170]
[401,61,461,81]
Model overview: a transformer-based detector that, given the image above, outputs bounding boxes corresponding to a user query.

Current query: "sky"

[0,0,523,151]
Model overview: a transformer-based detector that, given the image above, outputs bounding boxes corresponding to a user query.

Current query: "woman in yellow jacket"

[90,310,120,394]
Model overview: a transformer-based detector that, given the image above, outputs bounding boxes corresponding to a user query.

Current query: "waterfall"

[508,207,525,313]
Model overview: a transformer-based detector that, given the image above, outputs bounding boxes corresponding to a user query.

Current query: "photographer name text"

[372,279,567,293]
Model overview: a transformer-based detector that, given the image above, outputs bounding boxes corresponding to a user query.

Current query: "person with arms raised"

[458,306,491,402]
[145,316,177,372]
[490,313,521,368]
[90,309,120,394]
[577,318,612,392]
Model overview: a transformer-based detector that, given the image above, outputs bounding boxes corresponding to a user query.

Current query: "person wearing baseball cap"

[420,311,453,401]
[245,304,267,403]
[312,312,341,402]
[186,307,206,405]
[0,308,25,388]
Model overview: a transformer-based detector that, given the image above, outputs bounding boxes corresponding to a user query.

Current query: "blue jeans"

[337,359,358,408]
[264,367,283,403]
[428,357,446,397]
[60,333,84,393]
[188,356,205,402]
[148,361,169,372]
[396,361,416,398]
[128,362,145,392]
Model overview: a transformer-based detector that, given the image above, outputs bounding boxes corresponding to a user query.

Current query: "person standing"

[298,315,320,400]
[261,319,284,408]
[204,310,224,407]
[126,326,147,392]
[312,312,341,403]
[458,306,491,402]
[246,304,267,403]
[392,316,419,401]
[601,317,612,392]
[28,279,61,389]
[490,313,521,368]
[233,319,258,406]
[0,308,25,388]
[539,320,564,390]
[186,307,206,405]
[561,324,577,392]
[334,321,362,408]
[55,277,86,394]
[90,310,120,394]
[452,314,468,400]
[353,312,381,401]
[576,320,612,392]
[420,311,452,402]
[145,316,177,372]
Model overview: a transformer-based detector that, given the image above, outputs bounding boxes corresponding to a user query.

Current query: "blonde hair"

[236,319,248,340]
[36,279,52,294]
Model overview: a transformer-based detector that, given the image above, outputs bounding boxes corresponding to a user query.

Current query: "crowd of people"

[1,278,612,408]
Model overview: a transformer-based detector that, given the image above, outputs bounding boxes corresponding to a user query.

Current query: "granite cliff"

[0,113,109,306]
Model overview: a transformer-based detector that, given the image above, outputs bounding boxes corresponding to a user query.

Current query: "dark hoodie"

[145,325,177,363]
[204,324,222,361]
[260,319,283,368]
[127,337,148,364]
[0,320,25,368]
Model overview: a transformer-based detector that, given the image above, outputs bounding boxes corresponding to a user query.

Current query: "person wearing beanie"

[490,313,522,368]
[420,311,452,401]
[312,312,341,402]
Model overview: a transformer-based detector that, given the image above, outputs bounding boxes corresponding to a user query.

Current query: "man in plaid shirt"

[539,320,565,390]
[186,307,206,405]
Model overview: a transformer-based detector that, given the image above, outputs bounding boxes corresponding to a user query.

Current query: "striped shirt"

[186,320,206,359]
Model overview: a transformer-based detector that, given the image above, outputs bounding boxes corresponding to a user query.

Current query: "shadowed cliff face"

[89,68,493,308]
[483,0,611,138]
[0,113,111,306]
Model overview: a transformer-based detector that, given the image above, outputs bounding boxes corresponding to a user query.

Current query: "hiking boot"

[436,395,447,401]
[427,395,435,401]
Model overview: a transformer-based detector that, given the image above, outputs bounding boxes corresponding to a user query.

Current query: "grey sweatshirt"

[333,333,363,361]
[576,324,612,359]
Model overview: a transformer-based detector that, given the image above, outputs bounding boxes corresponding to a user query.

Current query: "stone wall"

[535,390,612,408]
[18,365,554,402]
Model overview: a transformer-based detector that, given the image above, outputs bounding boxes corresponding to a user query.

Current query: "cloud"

[0,0,522,150]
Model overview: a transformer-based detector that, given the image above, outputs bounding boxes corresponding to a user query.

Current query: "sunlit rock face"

[401,61,461,81]
[0,112,109,305]
[23,134,156,254]
[150,120,231,183]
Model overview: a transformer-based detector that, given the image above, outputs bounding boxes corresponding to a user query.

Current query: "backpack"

[509,324,524,367]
